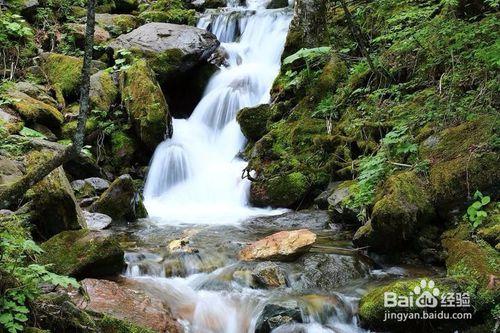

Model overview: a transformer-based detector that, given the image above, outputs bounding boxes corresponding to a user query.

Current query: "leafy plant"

[113,49,133,72]
[0,218,78,333]
[283,47,332,66]
[464,190,491,230]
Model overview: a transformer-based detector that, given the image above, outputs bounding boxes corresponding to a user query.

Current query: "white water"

[143,1,292,224]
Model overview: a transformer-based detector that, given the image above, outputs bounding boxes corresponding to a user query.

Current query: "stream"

[118,1,439,332]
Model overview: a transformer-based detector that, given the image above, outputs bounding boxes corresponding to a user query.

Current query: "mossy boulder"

[139,9,196,25]
[14,81,58,108]
[90,174,146,220]
[120,60,171,150]
[41,53,84,105]
[421,117,499,211]
[61,117,99,140]
[353,171,435,252]
[110,130,137,168]
[237,104,271,141]
[359,278,474,332]
[441,230,500,314]
[95,13,140,36]
[250,171,309,208]
[90,70,118,112]
[39,229,124,278]
[326,180,361,225]
[0,106,24,135]
[28,163,86,240]
[4,90,63,130]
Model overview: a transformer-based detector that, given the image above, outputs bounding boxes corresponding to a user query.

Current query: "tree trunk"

[0,0,96,210]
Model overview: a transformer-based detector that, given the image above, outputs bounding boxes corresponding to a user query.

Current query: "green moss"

[237,104,271,141]
[139,9,196,25]
[5,90,63,129]
[61,117,99,139]
[42,53,83,104]
[121,59,170,150]
[39,229,124,278]
[365,171,435,252]
[110,130,137,167]
[251,171,309,207]
[96,14,140,36]
[98,316,155,333]
[90,70,118,112]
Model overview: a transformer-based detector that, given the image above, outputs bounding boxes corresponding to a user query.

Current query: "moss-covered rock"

[0,106,24,135]
[354,171,435,252]
[441,231,500,314]
[95,13,140,36]
[110,130,137,168]
[250,171,309,208]
[120,59,171,150]
[90,174,146,220]
[39,229,124,278]
[63,23,111,48]
[139,9,196,25]
[28,161,86,240]
[0,156,23,186]
[61,117,99,140]
[90,70,118,112]
[4,90,63,130]
[237,104,271,141]
[421,117,499,211]
[359,278,476,332]
[41,53,83,105]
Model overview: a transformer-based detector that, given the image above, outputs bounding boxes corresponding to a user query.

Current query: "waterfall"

[143,1,292,224]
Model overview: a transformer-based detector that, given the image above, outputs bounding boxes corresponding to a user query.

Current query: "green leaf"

[283,46,331,65]
[481,196,491,205]
[471,201,483,209]
[476,211,488,218]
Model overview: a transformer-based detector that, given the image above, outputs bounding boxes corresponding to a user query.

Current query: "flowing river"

[114,1,439,332]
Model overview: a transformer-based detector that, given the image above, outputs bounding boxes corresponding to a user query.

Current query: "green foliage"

[464,191,491,230]
[283,47,332,65]
[113,49,133,72]
[0,218,78,333]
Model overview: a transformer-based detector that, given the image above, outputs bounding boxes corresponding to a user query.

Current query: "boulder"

[420,117,499,213]
[0,157,23,185]
[326,180,361,225]
[95,13,140,36]
[64,23,111,48]
[40,229,124,278]
[283,0,327,57]
[110,130,138,169]
[296,253,370,290]
[353,171,436,252]
[252,262,287,288]
[267,0,288,9]
[20,0,39,21]
[243,210,329,231]
[83,211,112,230]
[236,104,271,141]
[29,165,86,240]
[41,53,83,105]
[14,81,58,107]
[139,10,196,25]
[0,106,24,135]
[255,301,302,333]
[69,279,181,332]
[250,171,309,208]
[4,90,63,130]
[89,174,147,220]
[120,59,171,150]
[239,229,316,261]
[110,23,219,79]
[89,70,118,112]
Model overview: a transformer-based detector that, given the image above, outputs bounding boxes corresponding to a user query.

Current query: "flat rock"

[83,211,112,230]
[252,262,287,288]
[239,229,316,261]
[70,278,181,333]
[243,210,329,231]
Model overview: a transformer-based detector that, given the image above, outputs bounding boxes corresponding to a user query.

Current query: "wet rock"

[233,269,255,287]
[252,262,287,288]
[69,278,181,333]
[250,171,309,208]
[120,59,171,150]
[237,104,271,141]
[239,229,316,261]
[83,211,112,230]
[95,13,140,36]
[29,165,86,240]
[297,253,370,290]
[90,174,146,220]
[255,300,302,333]
[267,0,288,9]
[71,177,110,198]
[110,22,219,79]
[40,229,124,278]
[244,210,329,231]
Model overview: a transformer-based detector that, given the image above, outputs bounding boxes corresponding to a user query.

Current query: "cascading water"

[143,0,292,224]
